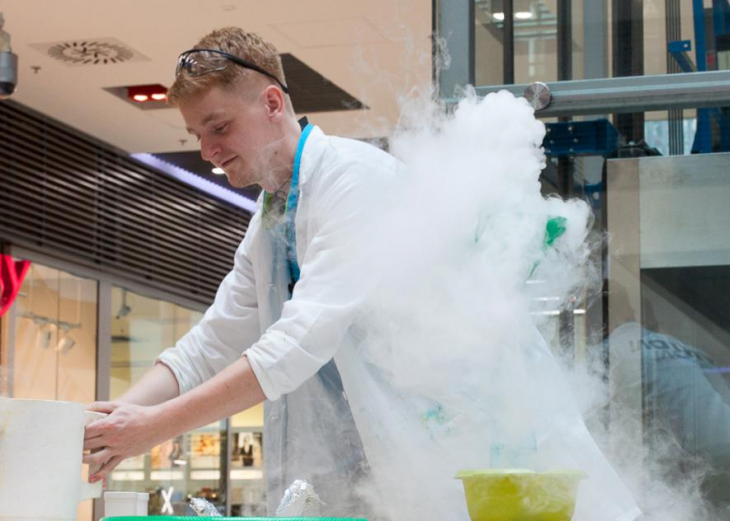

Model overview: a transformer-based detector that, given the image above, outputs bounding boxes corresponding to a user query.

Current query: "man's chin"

[225,174,256,189]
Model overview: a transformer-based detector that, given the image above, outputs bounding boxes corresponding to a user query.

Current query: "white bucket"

[0,398,105,521]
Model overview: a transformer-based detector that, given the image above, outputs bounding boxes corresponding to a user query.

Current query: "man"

[607,289,730,513]
[84,27,391,514]
[85,27,641,521]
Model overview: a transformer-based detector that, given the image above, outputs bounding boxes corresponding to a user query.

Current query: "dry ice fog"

[270,88,719,521]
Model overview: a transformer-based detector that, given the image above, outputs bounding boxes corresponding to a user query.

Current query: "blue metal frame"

[693,0,709,71]
[713,0,730,42]
[439,0,730,154]
[692,0,713,153]
[667,0,730,153]
[543,119,619,158]
[713,0,730,152]
[668,40,696,72]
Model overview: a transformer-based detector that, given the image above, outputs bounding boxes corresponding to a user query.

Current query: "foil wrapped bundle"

[275,480,325,517]
[189,497,222,517]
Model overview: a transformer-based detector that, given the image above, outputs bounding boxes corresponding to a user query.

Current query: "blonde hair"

[168,27,287,106]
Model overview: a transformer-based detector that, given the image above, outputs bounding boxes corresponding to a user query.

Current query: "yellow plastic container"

[455,469,586,521]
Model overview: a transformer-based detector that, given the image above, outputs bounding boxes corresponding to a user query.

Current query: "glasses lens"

[176,50,228,77]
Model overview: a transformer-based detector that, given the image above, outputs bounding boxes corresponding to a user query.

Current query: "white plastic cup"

[104,491,149,516]
[136,492,150,515]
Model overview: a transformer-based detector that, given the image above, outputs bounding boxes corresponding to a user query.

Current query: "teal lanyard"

[285,123,314,284]
[263,123,314,290]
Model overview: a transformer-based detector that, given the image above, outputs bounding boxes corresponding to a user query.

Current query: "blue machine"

[542,119,621,211]
[668,0,730,153]
[543,119,619,158]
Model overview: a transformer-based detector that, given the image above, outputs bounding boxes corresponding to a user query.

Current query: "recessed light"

[105,84,171,111]
[493,12,505,21]
[212,167,225,175]
[127,84,168,104]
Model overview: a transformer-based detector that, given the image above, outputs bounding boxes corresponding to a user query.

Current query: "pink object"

[0,253,31,317]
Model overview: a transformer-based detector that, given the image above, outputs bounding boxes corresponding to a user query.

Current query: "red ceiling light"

[127,84,168,103]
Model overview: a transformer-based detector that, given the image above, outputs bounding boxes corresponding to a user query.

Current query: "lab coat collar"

[254,122,326,211]
[296,124,326,189]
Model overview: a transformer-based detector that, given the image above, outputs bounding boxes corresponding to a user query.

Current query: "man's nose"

[200,137,219,163]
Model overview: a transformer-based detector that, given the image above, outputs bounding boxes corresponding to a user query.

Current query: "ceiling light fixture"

[116,289,132,319]
[493,12,505,21]
[56,334,76,355]
[127,84,168,104]
[212,167,225,175]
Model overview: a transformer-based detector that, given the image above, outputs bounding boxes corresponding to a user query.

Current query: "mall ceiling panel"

[271,16,389,47]
[0,1,431,153]
[282,53,368,113]
[152,151,262,202]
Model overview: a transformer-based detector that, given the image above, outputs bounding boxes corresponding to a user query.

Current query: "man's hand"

[82,356,266,482]
[83,402,171,482]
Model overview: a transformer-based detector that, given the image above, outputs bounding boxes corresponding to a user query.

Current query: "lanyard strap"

[284,123,314,284]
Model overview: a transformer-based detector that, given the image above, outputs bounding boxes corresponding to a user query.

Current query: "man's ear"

[263,85,285,121]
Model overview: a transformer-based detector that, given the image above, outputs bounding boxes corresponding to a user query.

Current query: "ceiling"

[1,0,432,186]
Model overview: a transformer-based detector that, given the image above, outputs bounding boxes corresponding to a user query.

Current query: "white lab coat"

[158,125,396,514]
[158,125,641,521]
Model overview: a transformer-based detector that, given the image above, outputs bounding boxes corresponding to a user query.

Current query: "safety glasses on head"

[175,48,290,94]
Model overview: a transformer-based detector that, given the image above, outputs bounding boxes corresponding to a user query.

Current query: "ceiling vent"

[31,37,149,66]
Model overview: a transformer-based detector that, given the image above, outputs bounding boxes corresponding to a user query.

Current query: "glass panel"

[0,261,98,521]
[109,288,202,399]
[514,0,565,84]
[644,110,699,156]
[107,287,263,515]
[107,286,229,515]
[229,405,266,516]
[475,0,709,83]
[475,0,506,86]
[606,152,730,512]
[475,0,583,84]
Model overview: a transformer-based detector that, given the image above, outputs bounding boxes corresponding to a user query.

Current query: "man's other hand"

[83,401,170,482]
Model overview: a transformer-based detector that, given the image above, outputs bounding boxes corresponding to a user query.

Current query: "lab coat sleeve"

[157,228,261,395]
[245,162,386,401]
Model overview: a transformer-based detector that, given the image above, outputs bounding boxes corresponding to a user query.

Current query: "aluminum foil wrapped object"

[189,497,222,516]
[275,479,325,517]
